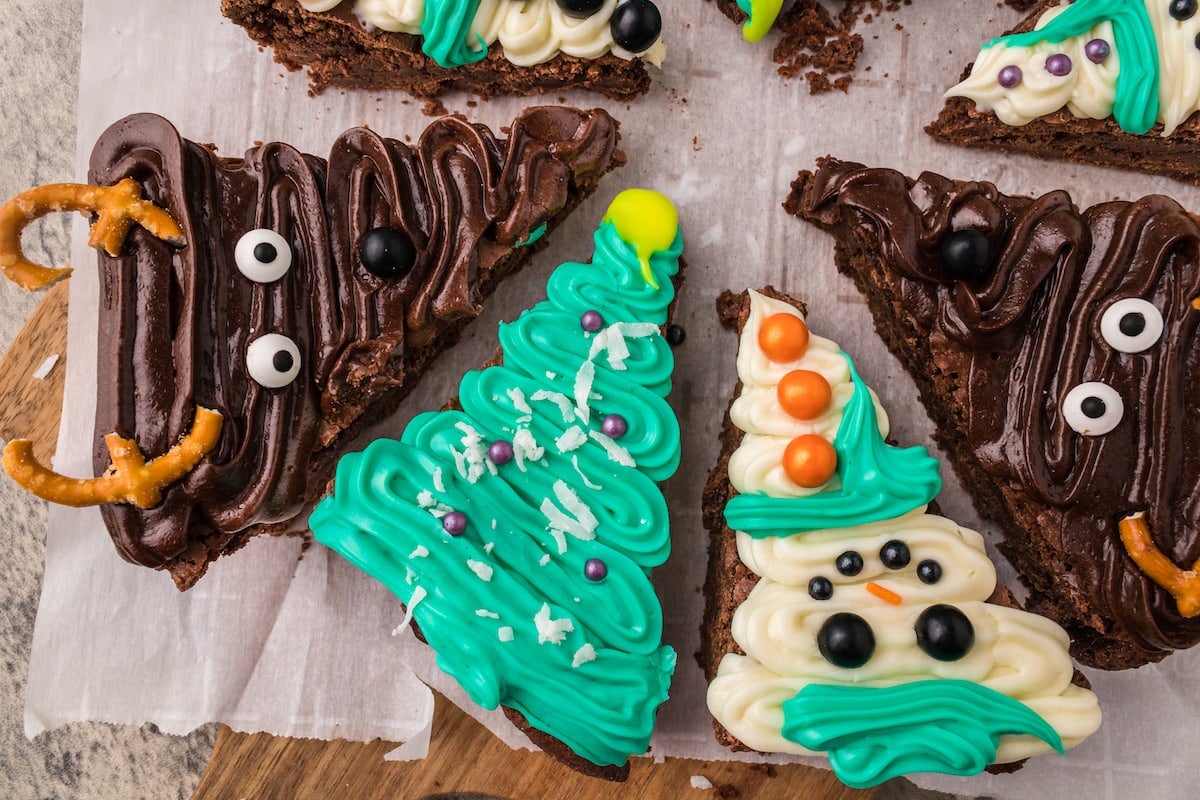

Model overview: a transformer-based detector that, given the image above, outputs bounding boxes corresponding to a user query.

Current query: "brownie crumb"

[421,98,449,117]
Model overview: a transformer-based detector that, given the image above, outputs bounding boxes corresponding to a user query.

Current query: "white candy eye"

[235,229,292,283]
[247,333,301,388]
[1100,298,1163,353]
[1062,382,1124,436]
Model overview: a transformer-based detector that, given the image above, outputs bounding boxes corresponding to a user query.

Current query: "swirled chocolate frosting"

[88,109,620,589]
[789,158,1200,668]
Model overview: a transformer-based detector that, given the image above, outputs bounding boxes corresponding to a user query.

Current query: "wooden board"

[0,284,874,800]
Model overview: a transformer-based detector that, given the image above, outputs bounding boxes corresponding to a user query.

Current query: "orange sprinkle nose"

[1192,296,1200,311]
[782,434,837,488]
[758,313,809,363]
[866,582,903,605]
[777,369,833,420]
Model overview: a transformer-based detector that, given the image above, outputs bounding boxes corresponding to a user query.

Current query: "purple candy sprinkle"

[443,511,467,536]
[581,310,604,332]
[584,558,608,581]
[998,65,1022,89]
[1085,38,1110,63]
[488,440,514,465]
[1046,53,1072,77]
[601,413,628,439]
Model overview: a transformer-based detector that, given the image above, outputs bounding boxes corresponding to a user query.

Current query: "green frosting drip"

[515,223,548,248]
[781,681,1065,789]
[724,353,941,538]
[983,0,1159,134]
[421,0,487,69]
[310,205,683,768]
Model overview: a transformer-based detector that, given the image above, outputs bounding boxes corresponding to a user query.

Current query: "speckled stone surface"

[0,3,958,798]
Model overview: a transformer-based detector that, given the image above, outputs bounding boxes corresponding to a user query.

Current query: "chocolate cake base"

[221,0,652,100]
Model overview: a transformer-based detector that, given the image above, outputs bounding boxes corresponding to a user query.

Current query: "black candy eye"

[915,604,975,662]
[808,576,833,601]
[939,229,993,282]
[666,324,686,347]
[556,0,605,17]
[880,540,911,570]
[610,0,662,53]
[1171,0,1197,20]
[917,559,942,584]
[359,226,417,279]
[235,229,292,283]
[247,333,302,389]
[817,612,876,668]
[836,551,864,576]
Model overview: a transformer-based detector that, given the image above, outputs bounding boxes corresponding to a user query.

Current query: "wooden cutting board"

[0,281,875,800]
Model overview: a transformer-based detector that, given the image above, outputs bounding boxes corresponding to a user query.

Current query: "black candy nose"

[817,612,876,669]
[915,604,975,662]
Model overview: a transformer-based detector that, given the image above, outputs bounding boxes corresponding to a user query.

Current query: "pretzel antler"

[0,178,186,290]
[2,406,222,509]
[1119,513,1200,618]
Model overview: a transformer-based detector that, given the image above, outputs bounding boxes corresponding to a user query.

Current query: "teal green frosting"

[421,0,487,69]
[724,353,941,538]
[983,0,1159,134]
[780,680,1065,789]
[515,223,547,248]
[736,0,752,14]
[310,213,683,768]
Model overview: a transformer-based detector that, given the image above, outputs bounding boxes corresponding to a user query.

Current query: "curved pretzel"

[0,178,186,291]
[1119,513,1200,618]
[2,406,222,509]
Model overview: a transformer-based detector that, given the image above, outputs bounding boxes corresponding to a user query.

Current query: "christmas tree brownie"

[929,0,1200,185]
[309,189,683,780]
[702,288,1101,788]
[787,157,1200,669]
[0,108,622,590]
[222,0,665,99]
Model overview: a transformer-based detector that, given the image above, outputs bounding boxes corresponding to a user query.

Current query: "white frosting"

[948,0,1200,136]
[706,292,1102,766]
[300,0,665,67]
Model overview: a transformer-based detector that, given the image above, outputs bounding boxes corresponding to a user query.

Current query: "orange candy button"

[777,369,832,420]
[758,313,809,363]
[783,434,837,488]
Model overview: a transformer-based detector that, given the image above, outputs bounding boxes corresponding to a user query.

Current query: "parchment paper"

[22,1,1200,796]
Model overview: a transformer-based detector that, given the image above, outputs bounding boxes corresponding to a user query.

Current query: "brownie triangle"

[787,157,1200,669]
[78,109,621,590]
[927,0,1200,186]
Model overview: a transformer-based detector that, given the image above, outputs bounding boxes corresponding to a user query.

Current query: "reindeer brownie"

[788,158,1200,669]
[0,109,622,589]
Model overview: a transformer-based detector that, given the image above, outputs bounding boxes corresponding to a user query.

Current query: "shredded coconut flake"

[571,455,602,490]
[540,480,598,553]
[573,360,596,424]
[534,603,574,645]
[498,626,514,642]
[476,609,500,619]
[539,554,551,566]
[467,559,494,582]
[392,586,427,635]
[531,389,576,423]
[484,541,494,554]
[546,371,557,380]
[572,643,597,668]
[31,354,59,381]
[555,426,588,453]
[589,430,637,467]
[512,428,544,471]
[690,775,714,790]
[409,545,430,559]
[432,467,445,493]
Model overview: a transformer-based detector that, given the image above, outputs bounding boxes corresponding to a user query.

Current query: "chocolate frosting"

[87,109,618,587]
[798,158,1200,657]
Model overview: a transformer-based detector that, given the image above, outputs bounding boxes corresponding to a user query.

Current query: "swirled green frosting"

[310,190,683,768]
[781,680,1064,788]
[725,353,941,538]
[421,0,488,68]
[735,0,784,42]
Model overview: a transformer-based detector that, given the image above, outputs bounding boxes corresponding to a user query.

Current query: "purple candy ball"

[601,413,628,439]
[581,310,604,332]
[1085,38,1110,63]
[1046,53,1072,76]
[442,511,467,536]
[488,440,514,465]
[998,65,1022,89]
[584,558,608,581]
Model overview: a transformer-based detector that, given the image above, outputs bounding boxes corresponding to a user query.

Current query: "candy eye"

[610,0,662,53]
[917,559,943,585]
[1062,381,1124,436]
[880,540,911,570]
[836,551,864,576]
[247,333,301,389]
[808,576,833,601]
[235,229,292,283]
[556,0,605,17]
[1100,298,1163,353]
[359,226,417,279]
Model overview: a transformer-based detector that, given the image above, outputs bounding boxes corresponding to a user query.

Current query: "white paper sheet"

[23,1,1200,797]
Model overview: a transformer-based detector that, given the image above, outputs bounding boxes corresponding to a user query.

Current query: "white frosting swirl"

[948,0,1200,136]
[706,291,1102,766]
[300,0,666,67]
